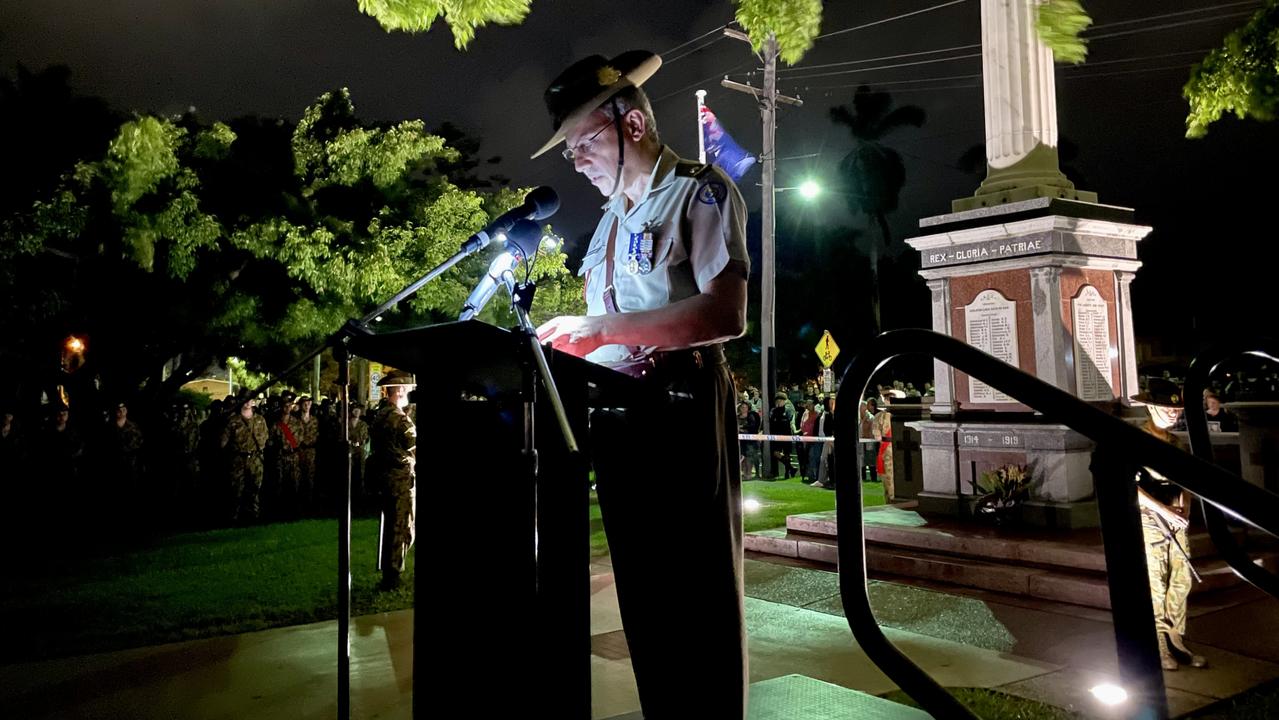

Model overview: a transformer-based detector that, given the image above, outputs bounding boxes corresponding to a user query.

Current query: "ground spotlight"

[744,498,762,513]
[1090,683,1127,706]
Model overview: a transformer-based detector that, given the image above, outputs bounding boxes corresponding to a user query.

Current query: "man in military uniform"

[269,392,302,517]
[348,404,370,510]
[367,372,416,590]
[533,51,750,717]
[104,400,145,492]
[1132,378,1207,671]
[295,396,320,513]
[221,392,268,522]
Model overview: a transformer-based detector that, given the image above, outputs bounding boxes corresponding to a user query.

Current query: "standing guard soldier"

[270,392,302,517]
[348,404,370,509]
[221,392,268,522]
[296,395,320,512]
[1132,378,1208,671]
[368,372,416,590]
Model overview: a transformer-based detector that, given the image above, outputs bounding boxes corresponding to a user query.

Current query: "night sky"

[3,0,1275,360]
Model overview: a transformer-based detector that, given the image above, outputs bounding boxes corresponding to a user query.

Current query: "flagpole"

[695,89,707,164]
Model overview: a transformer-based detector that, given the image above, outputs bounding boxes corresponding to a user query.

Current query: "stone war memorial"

[905,0,1148,528]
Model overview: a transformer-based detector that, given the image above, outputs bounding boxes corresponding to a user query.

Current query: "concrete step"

[745,528,1279,610]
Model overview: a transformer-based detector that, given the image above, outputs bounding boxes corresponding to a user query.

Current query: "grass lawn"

[3,477,880,663]
[883,687,1081,719]
[1186,677,1279,719]
[0,518,412,664]
[589,477,884,558]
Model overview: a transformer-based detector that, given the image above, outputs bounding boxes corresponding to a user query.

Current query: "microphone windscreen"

[526,186,560,220]
[504,219,543,259]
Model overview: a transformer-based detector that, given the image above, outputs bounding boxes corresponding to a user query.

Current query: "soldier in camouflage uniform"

[296,396,320,512]
[348,404,370,510]
[1132,378,1207,671]
[270,392,303,517]
[105,401,145,489]
[368,372,416,590]
[221,393,269,522]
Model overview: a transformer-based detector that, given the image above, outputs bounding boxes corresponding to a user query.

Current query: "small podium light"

[743,498,762,513]
[1090,683,1128,706]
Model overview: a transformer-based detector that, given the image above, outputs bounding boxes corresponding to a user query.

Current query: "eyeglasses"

[562,121,613,162]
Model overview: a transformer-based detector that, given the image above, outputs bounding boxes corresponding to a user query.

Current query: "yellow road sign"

[816,330,840,368]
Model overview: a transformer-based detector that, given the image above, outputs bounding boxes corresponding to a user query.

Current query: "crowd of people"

[0,391,388,536]
[732,378,929,501]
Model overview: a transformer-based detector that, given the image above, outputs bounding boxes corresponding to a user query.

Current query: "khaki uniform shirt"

[578,146,749,364]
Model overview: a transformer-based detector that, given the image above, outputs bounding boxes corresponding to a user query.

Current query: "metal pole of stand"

[1091,446,1169,720]
[336,340,352,720]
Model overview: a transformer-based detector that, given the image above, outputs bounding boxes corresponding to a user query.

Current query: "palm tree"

[829,86,925,334]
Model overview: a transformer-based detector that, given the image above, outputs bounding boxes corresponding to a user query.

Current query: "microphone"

[459,219,542,321]
[458,186,559,255]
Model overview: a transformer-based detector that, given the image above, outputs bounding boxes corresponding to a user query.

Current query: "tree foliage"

[732,0,823,65]
[355,0,822,64]
[355,0,532,48]
[1184,0,1279,138]
[1,79,580,404]
[1034,0,1091,65]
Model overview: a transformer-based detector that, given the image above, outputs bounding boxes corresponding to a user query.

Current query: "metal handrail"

[833,329,1279,720]
[1183,339,1279,599]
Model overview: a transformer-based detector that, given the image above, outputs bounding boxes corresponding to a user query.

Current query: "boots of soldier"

[1157,631,1179,671]
[1166,631,1208,668]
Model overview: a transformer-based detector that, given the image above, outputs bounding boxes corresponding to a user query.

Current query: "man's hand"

[536,315,607,358]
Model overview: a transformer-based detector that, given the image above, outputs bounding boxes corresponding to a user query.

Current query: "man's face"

[241,401,254,419]
[56,409,69,424]
[1149,404,1183,429]
[566,112,624,196]
[301,399,312,414]
[1206,396,1221,414]
[389,386,414,410]
[115,405,127,421]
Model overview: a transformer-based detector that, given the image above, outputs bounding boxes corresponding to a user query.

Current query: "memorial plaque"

[964,289,1019,403]
[1071,285,1113,401]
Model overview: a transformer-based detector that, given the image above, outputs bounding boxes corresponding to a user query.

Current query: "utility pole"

[722,29,801,477]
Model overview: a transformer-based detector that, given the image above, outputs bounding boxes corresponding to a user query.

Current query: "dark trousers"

[591,361,747,719]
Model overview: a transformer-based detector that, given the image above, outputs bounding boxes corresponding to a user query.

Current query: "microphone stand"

[245,240,490,720]
[500,271,580,456]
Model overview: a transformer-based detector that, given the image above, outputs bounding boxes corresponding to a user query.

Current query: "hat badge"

[597,66,621,86]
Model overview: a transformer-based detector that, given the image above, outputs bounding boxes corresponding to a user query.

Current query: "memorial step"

[745,509,1279,609]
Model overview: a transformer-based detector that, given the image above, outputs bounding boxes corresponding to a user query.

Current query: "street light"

[774,180,822,201]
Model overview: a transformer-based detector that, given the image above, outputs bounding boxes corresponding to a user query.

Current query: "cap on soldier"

[378,370,416,387]
[1131,377,1183,408]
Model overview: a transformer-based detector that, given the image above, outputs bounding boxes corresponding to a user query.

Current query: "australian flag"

[700,105,756,182]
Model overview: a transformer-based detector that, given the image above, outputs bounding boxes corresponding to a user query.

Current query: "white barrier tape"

[738,434,883,444]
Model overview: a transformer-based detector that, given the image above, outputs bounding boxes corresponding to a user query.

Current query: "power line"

[651,61,756,104]
[778,44,981,74]
[663,35,728,66]
[795,73,982,93]
[783,53,982,82]
[797,60,1196,95]
[1061,63,1195,81]
[1059,49,1211,69]
[816,0,970,41]
[660,23,730,58]
[1086,12,1257,42]
[1086,2,1261,32]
